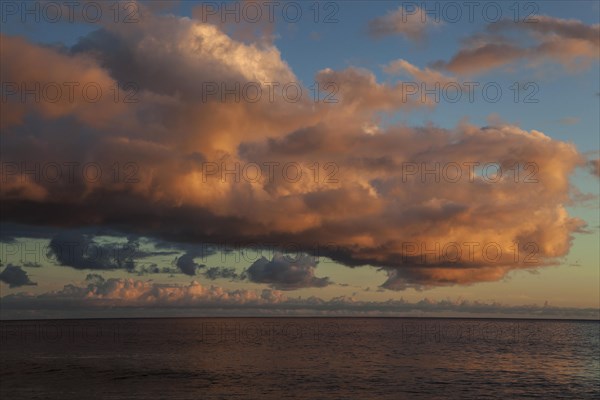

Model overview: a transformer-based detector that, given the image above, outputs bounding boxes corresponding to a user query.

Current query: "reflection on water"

[1,318,598,399]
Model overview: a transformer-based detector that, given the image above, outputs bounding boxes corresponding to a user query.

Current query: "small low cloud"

[558,117,580,125]
[0,264,37,288]
[589,159,600,177]
[368,6,442,41]
[202,266,244,281]
[246,254,331,290]
[22,261,42,268]
[175,252,205,276]
[48,232,138,271]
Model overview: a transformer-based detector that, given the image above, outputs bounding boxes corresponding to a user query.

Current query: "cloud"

[47,231,138,271]
[190,1,277,45]
[0,11,588,289]
[0,35,126,130]
[134,263,179,275]
[43,230,180,273]
[173,251,245,280]
[368,5,441,41]
[0,264,37,288]
[246,253,331,290]
[431,42,527,76]
[22,261,42,268]
[6,275,286,308]
[558,117,580,125]
[237,123,585,288]
[589,159,600,177]
[383,59,455,84]
[202,266,244,281]
[175,251,205,276]
[315,66,435,115]
[1,277,597,319]
[432,16,599,75]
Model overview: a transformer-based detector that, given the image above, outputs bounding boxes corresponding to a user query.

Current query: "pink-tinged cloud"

[589,159,600,177]
[0,12,588,289]
[368,5,442,41]
[1,276,598,320]
[0,36,126,129]
[433,16,599,75]
[383,59,456,84]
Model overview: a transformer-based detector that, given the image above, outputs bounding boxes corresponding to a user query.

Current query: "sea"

[1,318,598,399]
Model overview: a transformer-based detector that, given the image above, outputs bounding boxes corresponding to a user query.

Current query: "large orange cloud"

[0,11,590,290]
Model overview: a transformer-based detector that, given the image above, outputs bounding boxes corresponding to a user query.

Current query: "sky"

[0,0,599,319]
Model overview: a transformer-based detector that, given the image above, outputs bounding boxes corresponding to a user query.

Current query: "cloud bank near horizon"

[1,275,597,320]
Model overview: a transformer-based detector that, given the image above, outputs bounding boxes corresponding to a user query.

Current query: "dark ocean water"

[1,318,598,399]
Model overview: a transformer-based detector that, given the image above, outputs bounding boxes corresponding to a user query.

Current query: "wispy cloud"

[432,16,599,75]
[368,5,442,41]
